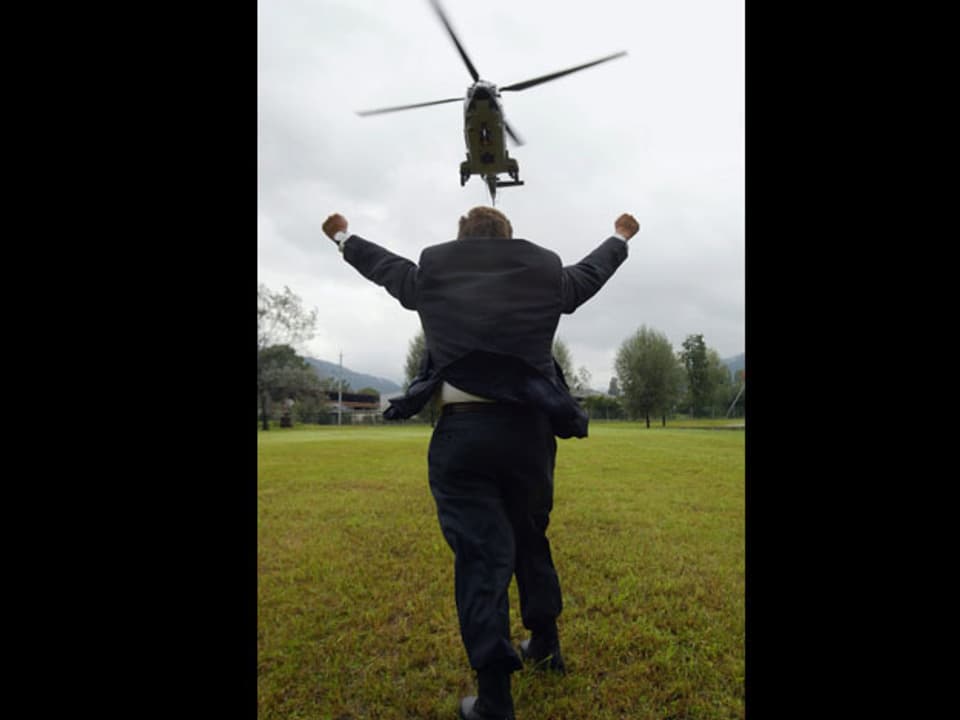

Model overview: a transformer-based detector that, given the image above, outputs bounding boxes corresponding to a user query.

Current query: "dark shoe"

[520,637,566,673]
[459,696,515,720]
[460,664,515,719]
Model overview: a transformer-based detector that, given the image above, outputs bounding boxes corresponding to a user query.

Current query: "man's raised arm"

[559,213,639,314]
[322,213,419,310]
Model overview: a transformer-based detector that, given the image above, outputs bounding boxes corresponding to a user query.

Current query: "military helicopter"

[356,0,627,204]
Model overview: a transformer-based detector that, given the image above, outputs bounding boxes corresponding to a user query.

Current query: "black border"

[62,4,259,715]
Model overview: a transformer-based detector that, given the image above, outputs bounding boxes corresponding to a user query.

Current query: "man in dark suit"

[322,207,638,720]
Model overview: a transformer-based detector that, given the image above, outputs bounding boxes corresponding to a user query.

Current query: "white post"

[338,351,343,426]
[726,381,745,418]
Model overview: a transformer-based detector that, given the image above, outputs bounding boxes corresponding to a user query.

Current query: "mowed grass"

[258,423,744,720]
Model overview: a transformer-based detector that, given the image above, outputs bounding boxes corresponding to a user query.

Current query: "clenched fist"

[614,213,640,240]
[323,213,349,243]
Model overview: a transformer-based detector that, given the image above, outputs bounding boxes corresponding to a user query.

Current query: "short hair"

[457,206,513,240]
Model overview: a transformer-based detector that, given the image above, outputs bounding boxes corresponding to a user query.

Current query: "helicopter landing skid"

[482,174,525,205]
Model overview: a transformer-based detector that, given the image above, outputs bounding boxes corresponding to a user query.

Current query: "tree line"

[609,328,744,426]
[258,284,380,429]
[258,284,744,430]
[403,328,744,427]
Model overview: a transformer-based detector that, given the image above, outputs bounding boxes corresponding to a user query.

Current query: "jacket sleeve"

[560,237,629,313]
[341,235,419,310]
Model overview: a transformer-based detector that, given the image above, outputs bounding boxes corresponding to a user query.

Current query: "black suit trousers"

[427,404,563,672]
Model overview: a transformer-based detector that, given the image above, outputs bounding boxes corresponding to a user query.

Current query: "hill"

[720,353,747,375]
[722,353,745,379]
[304,357,403,396]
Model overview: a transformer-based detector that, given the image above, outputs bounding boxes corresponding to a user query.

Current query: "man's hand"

[614,213,640,240]
[323,213,349,243]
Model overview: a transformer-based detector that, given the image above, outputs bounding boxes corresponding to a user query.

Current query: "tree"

[258,344,326,426]
[404,330,427,389]
[706,348,733,417]
[293,390,330,424]
[680,334,710,418]
[583,394,624,420]
[607,376,620,397]
[257,284,318,354]
[403,329,434,424]
[576,366,592,393]
[552,338,576,390]
[257,284,318,430]
[615,326,681,427]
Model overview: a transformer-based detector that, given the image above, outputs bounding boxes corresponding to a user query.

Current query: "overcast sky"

[258,0,744,391]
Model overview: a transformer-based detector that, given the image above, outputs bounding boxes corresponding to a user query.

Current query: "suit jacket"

[343,233,628,438]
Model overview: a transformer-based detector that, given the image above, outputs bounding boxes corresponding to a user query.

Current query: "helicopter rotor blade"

[504,120,525,147]
[356,97,463,117]
[499,51,628,92]
[428,0,481,82]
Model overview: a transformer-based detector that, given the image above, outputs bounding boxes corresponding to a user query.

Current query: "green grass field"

[258,422,744,719]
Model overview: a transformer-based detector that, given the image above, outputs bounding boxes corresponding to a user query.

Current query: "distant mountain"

[304,357,403,396]
[722,353,745,379]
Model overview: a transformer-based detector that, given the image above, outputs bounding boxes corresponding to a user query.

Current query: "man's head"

[457,206,513,240]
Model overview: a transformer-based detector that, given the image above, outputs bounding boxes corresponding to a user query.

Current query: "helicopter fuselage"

[459,81,520,195]
[356,2,626,204]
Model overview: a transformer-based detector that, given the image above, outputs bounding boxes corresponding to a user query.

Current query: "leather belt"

[441,402,504,417]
